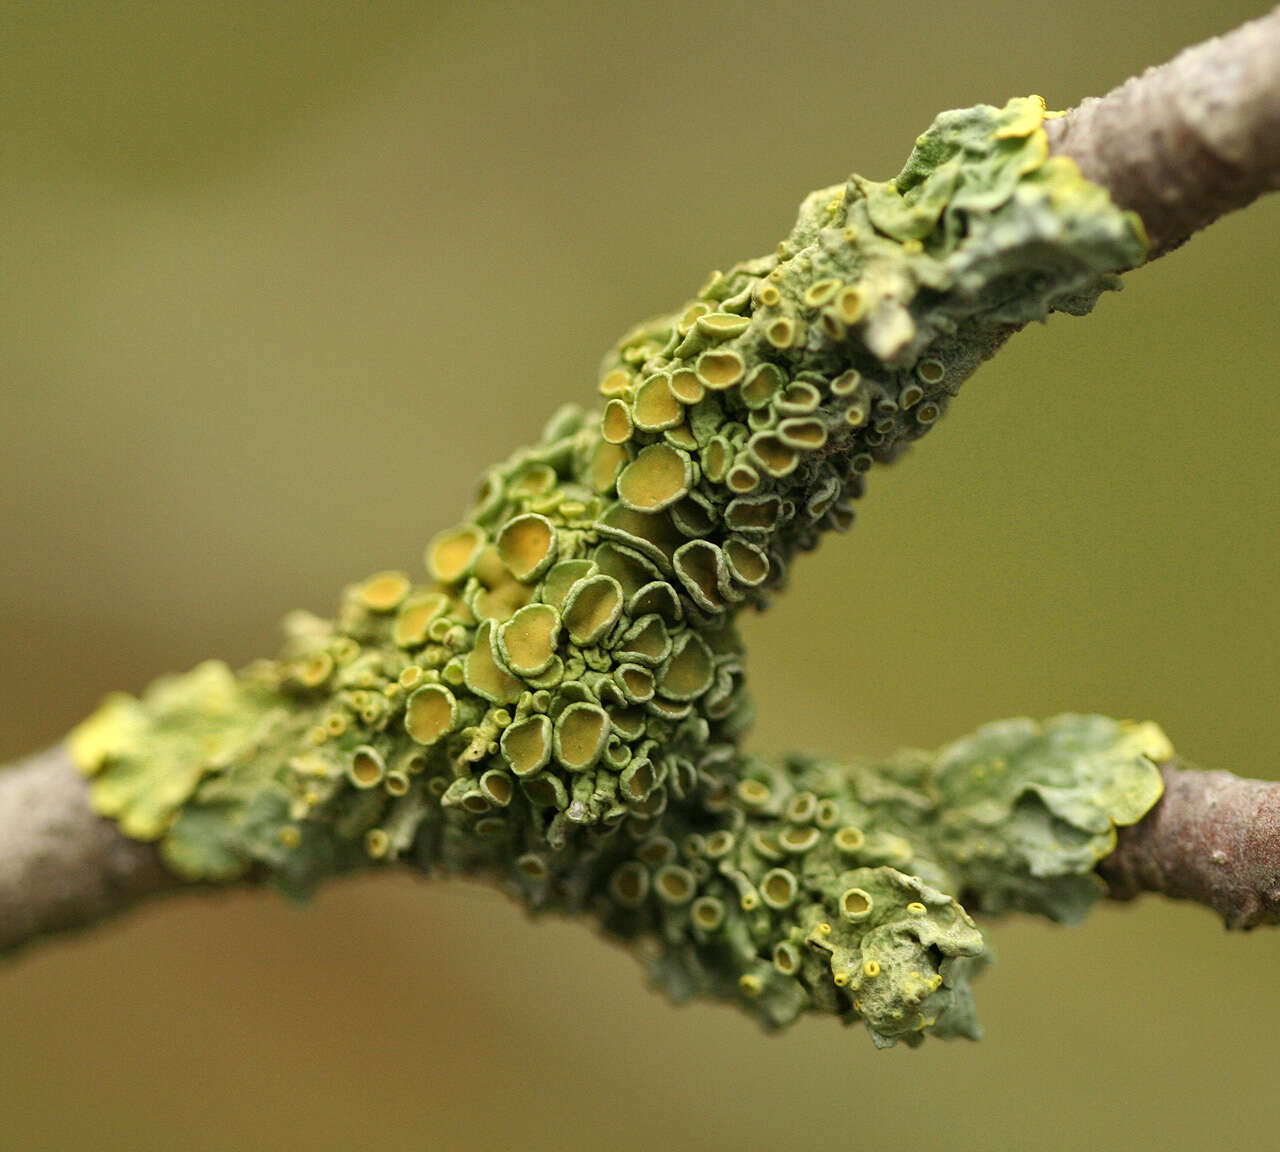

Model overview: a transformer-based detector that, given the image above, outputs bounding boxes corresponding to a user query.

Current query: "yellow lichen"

[66,95,1158,1051]
[497,603,560,676]
[616,444,692,512]
[426,525,485,584]
[554,702,610,771]
[496,513,558,583]
[357,571,411,613]
[404,683,457,745]
[695,349,746,389]
[632,373,683,430]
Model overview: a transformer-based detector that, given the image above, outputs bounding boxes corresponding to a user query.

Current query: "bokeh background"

[2,3,1278,1149]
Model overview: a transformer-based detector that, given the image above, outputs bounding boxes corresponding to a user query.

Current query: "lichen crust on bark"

[68,97,1158,1045]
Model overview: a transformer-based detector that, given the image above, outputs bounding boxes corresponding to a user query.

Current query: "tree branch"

[4,744,1278,956]
[3,12,1278,1045]
[0,745,178,955]
[1045,5,1280,258]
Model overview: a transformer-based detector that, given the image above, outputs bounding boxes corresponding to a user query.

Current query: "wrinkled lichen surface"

[69,97,1164,1046]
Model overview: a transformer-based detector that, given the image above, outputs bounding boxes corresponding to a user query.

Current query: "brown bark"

[1100,761,1280,929]
[0,744,179,954]
[1045,6,1280,258]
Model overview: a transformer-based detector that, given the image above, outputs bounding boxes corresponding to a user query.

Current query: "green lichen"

[68,97,1162,1045]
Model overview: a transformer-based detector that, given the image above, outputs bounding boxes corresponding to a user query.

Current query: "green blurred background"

[2,3,1277,1149]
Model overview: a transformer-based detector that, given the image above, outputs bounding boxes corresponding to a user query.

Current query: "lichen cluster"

[70,97,1163,1045]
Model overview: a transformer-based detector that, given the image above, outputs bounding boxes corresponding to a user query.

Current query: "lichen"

[68,97,1161,1044]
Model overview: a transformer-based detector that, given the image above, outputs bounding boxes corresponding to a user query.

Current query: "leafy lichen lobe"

[70,97,1159,1045]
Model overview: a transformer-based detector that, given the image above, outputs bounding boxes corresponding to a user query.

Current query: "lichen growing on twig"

[69,97,1162,1045]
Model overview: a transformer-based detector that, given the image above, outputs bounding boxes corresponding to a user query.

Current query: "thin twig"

[1101,762,1280,928]
[0,745,177,954]
[1045,5,1280,257]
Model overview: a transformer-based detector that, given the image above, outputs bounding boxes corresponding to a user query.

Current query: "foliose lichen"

[69,97,1163,1045]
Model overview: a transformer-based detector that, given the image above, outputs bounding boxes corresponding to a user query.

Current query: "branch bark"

[1101,761,1280,928]
[1045,5,1280,257]
[0,745,178,954]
